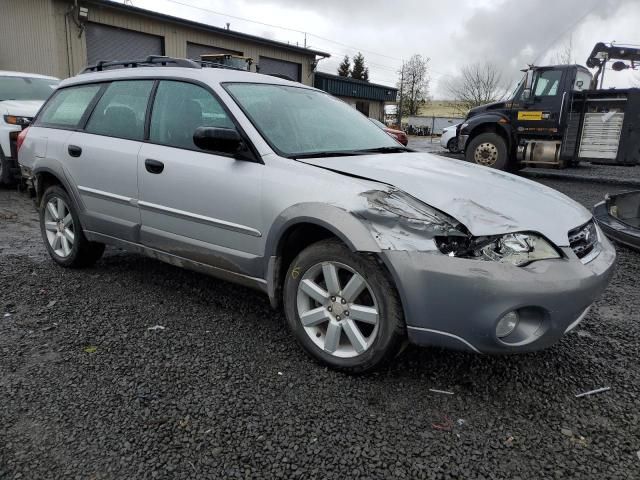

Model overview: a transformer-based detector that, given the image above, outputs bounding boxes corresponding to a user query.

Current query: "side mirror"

[522,69,535,102]
[193,126,244,155]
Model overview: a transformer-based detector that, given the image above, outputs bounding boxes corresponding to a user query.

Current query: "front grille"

[568,220,598,259]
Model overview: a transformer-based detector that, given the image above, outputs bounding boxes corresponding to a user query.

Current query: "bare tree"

[446,63,507,115]
[552,36,574,65]
[397,54,430,120]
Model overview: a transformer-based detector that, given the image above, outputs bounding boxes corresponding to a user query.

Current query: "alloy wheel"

[474,142,498,166]
[296,261,380,358]
[43,197,75,258]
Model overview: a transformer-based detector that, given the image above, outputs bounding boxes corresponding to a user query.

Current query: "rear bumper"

[593,200,640,251]
[381,235,616,354]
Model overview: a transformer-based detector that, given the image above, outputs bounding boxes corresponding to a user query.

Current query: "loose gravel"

[1,179,639,479]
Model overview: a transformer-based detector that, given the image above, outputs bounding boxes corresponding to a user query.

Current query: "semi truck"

[458,42,640,170]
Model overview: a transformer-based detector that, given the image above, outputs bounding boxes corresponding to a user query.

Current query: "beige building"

[0,0,329,84]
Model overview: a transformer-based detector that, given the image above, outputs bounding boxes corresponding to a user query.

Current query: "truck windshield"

[225,83,402,158]
[0,76,59,101]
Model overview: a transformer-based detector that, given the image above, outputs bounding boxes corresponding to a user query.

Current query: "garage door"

[258,56,302,82]
[186,42,242,60]
[86,23,164,65]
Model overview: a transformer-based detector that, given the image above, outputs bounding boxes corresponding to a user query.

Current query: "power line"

[532,2,600,63]
[146,0,404,63]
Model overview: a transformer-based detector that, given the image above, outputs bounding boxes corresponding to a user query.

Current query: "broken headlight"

[437,232,561,267]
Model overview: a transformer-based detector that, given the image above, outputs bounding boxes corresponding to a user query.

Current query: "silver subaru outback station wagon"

[18,57,616,373]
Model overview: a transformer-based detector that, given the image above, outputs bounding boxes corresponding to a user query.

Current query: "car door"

[137,79,263,277]
[517,68,566,134]
[64,80,154,242]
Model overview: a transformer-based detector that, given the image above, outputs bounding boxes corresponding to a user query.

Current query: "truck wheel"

[39,185,105,267]
[283,239,405,374]
[466,133,509,170]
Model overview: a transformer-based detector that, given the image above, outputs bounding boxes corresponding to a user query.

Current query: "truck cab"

[459,64,592,170]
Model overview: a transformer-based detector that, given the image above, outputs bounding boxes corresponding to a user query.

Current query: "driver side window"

[532,70,562,97]
[149,80,235,150]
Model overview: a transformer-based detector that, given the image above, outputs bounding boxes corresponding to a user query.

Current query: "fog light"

[496,311,519,338]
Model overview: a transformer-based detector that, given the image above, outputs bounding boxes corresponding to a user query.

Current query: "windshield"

[225,83,400,158]
[0,76,59,101]
[369,118,386,129]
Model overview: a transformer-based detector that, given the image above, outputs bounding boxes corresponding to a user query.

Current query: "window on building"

[38,84,102,128]
[355,101,370,116]
[149,81,234,150]
[85,80,154,141]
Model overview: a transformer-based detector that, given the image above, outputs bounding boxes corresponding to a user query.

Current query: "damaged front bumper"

[593,192,640,252]
[379,235,616,354]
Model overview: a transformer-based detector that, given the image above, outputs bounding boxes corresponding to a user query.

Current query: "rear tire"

[465,132,509,170]
[283,239,405,374]
[39,185,105,267]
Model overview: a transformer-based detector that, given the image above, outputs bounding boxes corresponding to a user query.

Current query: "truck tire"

[465,132,509,170]
[39,185,105,267]
[283,239,405,374]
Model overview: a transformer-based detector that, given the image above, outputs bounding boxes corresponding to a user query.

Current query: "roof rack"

[81,55,201,73]
[195,60,250,72]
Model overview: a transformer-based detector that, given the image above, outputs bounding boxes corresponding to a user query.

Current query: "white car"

[0,71,59,184]
[440,123,461,153]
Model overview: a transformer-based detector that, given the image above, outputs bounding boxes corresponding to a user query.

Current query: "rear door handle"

[145,158,164,174]
[68,145,82,157]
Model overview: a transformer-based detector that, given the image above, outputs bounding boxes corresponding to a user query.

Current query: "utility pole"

[397,61,404,128]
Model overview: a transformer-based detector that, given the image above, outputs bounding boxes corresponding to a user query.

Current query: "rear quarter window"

[38,84,102,128]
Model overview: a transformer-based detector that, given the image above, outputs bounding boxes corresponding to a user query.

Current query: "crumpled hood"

[298,153,591,246]
[0,100,44,117]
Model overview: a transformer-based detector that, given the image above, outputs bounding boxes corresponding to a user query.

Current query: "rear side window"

[85,80,154,141]
[38,84,101,127]
[149,80,234,150]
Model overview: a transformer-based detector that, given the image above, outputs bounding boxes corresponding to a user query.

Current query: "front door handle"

[145,158,164,174]
[68,145,82,157]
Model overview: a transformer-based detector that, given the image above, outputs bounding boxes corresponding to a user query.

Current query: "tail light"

[16,127,29,154]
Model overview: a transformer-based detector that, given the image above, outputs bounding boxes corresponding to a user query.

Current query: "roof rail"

[81,55,201,73]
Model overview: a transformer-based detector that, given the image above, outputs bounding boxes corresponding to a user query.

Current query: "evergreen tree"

[351,52,368,81]
[337,55,351,77]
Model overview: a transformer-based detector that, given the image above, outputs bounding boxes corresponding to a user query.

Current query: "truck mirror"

[522,88,532,101]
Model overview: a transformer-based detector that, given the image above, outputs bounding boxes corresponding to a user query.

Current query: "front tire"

[447,137,459,153]
[39,185,105,267]
[465,132,509,170]
[283,239,405,374]
[0,150,15,185]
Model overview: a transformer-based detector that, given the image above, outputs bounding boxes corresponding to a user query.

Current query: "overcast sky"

[112,0,640,98]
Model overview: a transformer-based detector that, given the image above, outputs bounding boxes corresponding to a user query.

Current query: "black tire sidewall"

[0,150,14,185]
[466,132,509,170]
[447,138,458,153]
[39,186,84,267]
[283,239,404,373]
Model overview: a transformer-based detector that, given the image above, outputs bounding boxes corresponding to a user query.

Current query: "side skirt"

[84,230,269,294]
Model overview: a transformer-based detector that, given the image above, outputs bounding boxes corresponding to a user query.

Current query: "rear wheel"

[39,185,105,267]
[465,132,509,170]
[283,239,405,374]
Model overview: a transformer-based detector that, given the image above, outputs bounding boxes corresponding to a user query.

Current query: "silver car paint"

[19,67,616,353]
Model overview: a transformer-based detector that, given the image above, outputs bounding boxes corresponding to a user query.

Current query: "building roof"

[314,72,397,102]
[84,0,331,58]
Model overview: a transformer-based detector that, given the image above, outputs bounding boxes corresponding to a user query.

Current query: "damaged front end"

[357,188,561,267]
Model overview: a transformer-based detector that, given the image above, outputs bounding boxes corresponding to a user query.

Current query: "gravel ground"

[1,178,640,479]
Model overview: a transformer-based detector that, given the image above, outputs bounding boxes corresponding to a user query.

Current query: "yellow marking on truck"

[517,111,544,120]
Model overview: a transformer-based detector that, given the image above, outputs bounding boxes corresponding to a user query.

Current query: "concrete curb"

[521,170,640,188]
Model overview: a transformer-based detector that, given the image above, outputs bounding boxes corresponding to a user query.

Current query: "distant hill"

[417,100,465,118]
